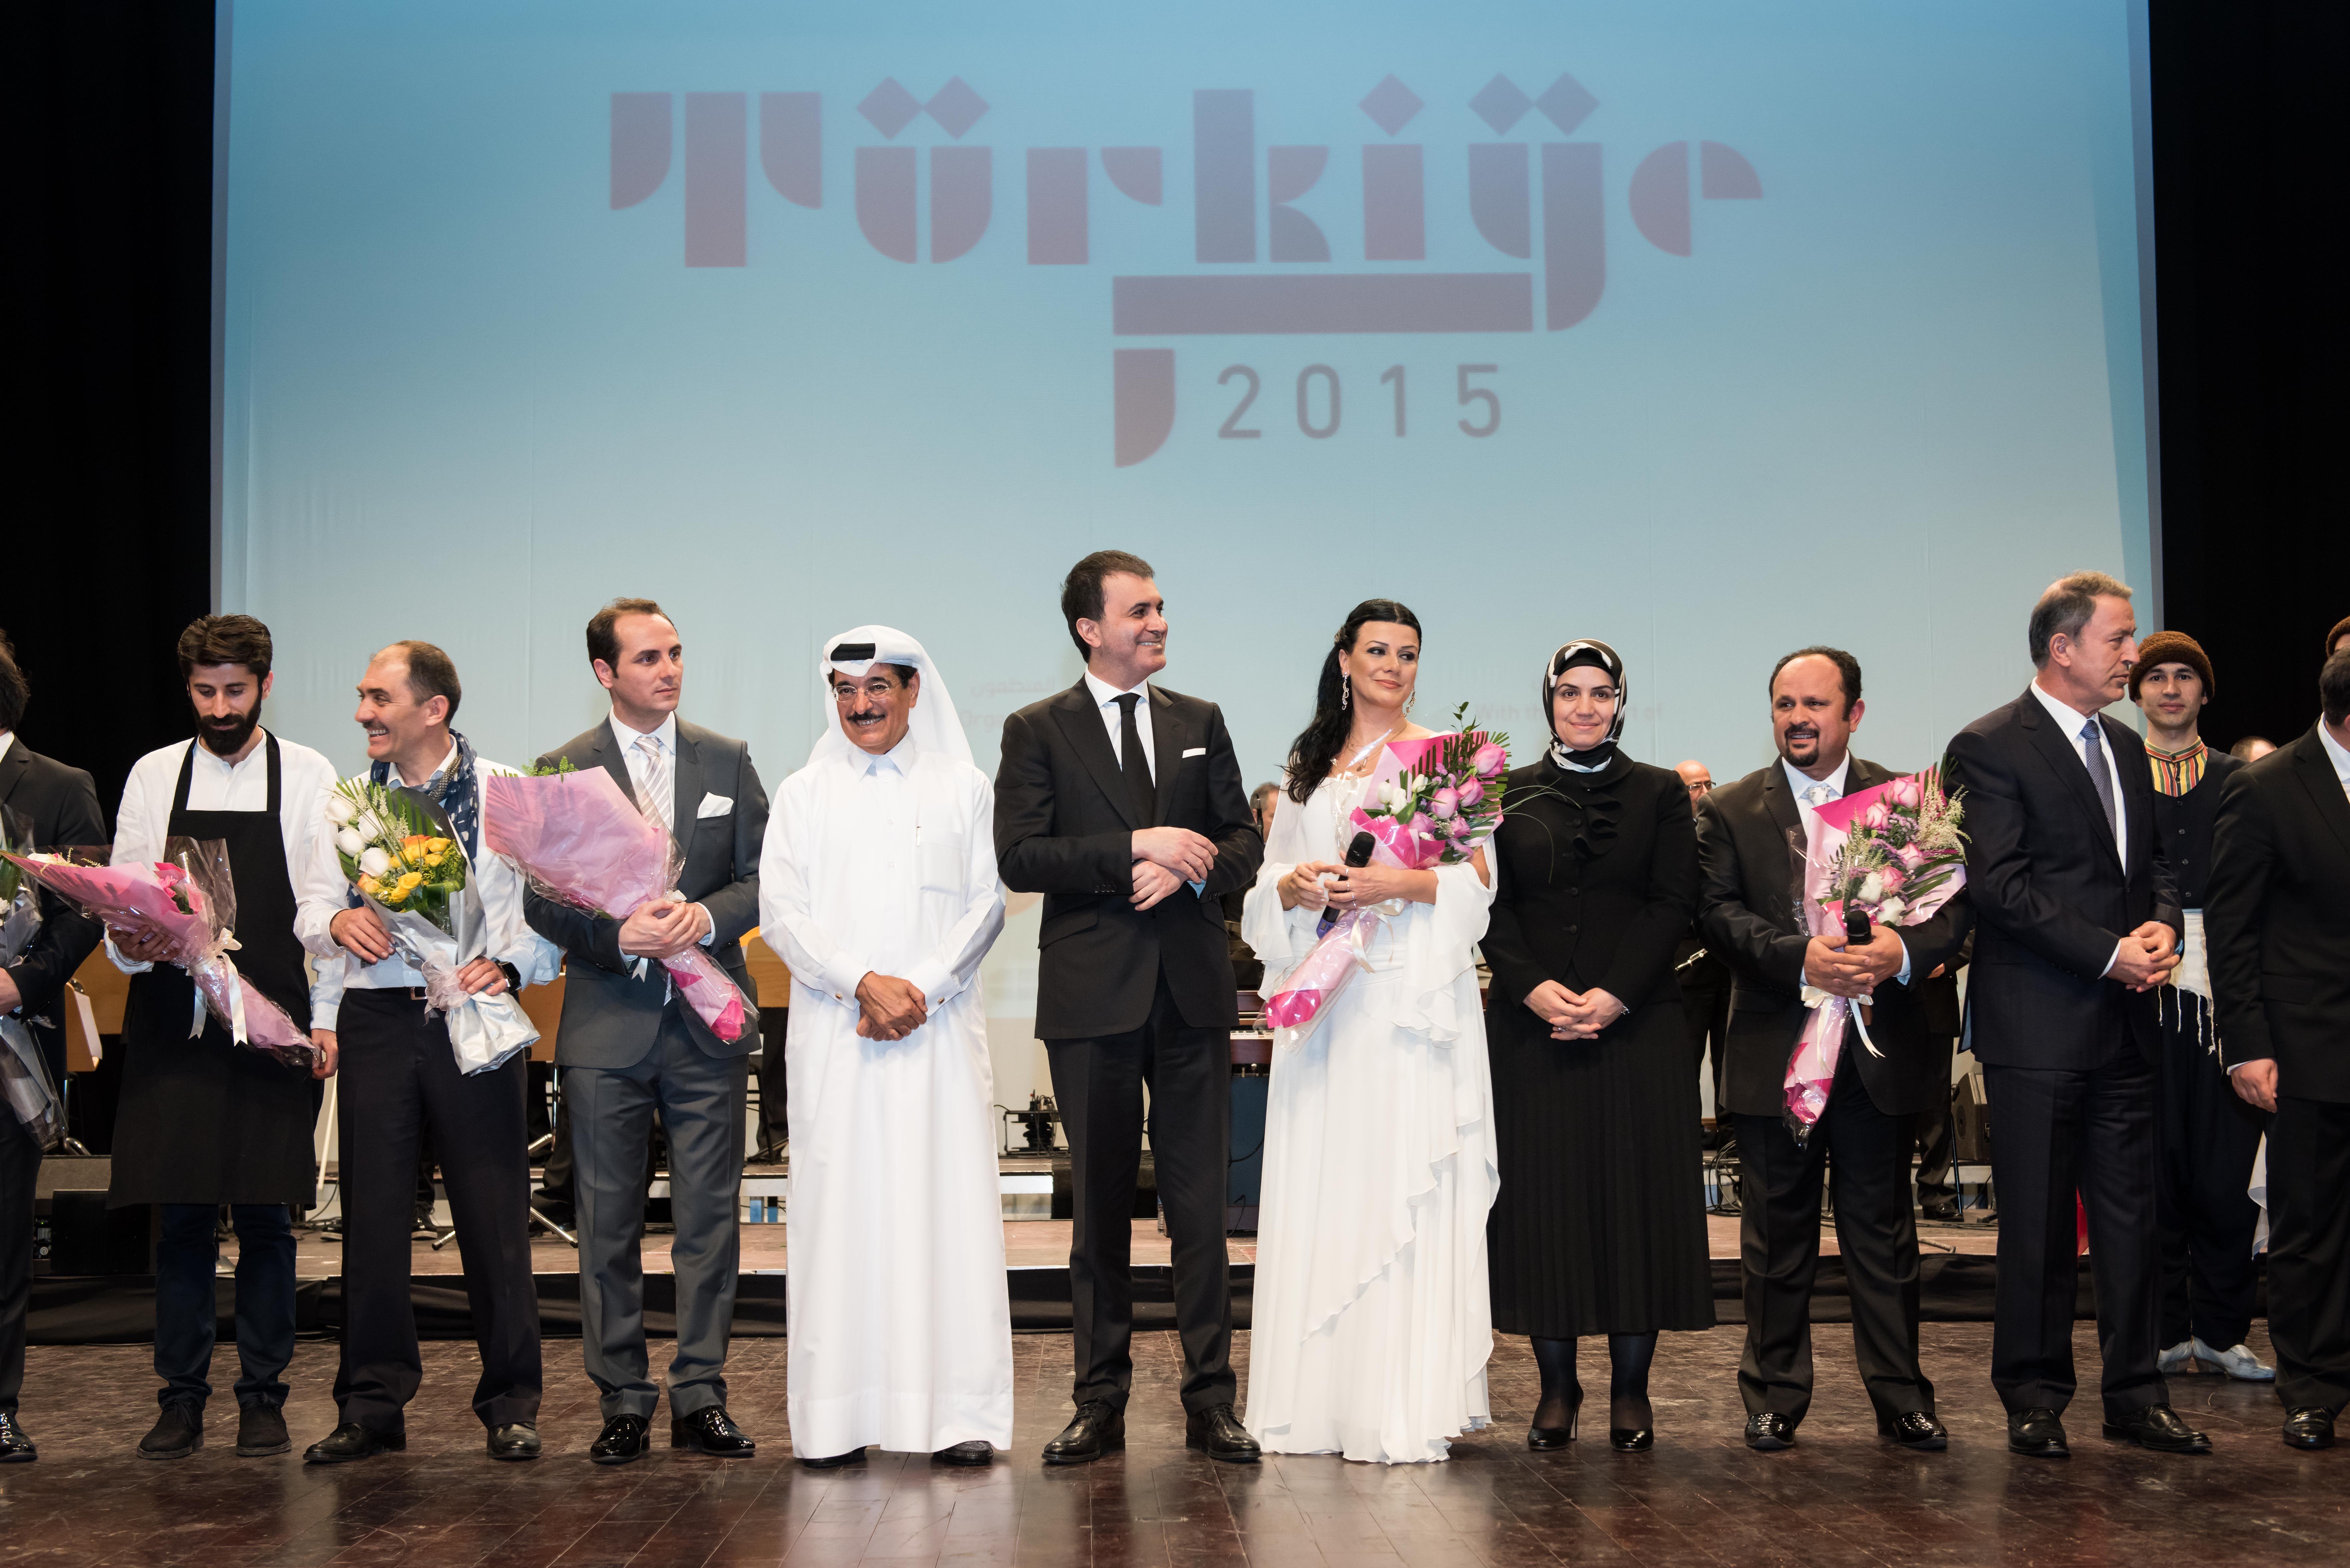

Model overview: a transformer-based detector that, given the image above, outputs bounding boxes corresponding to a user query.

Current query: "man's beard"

[197,701,263,757]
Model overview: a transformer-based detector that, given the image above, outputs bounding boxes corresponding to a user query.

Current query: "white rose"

[324,792,359,826]
[359,847,392,878]
[335,828,365,857]
[1878,896,1907,924]
[1858,872,1885,905]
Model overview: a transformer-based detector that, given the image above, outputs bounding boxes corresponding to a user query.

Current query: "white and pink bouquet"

[1263,709,1508,1046]
[0,840,316,1069]
[482,766,751,1044]
[1782,768,1966,1140]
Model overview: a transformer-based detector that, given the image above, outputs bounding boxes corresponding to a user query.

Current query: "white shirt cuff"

[2101,940,2123,979]
[1894,936,1913,987]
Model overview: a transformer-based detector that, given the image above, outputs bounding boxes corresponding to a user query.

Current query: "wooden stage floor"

[0,1321,2325,1568]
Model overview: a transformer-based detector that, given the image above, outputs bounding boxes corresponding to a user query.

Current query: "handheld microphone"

[1317,831,1378,936]
[1844,907,1872,947]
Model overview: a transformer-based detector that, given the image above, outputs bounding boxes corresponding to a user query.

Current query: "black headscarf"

[1543,639,1627,773]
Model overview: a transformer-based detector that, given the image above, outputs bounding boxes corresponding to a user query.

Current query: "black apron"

[109,736,317,1210]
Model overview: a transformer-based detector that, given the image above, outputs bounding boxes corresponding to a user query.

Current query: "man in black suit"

[1945,570,2204,1457]
[0,631,107,1464]
[1697,648,1971,1453]
[994,551,1263,1464]
[2206,649,2350,1450]
[524,598,766,1466]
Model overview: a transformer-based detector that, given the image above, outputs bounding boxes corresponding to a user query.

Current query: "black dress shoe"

[1920,1200,1960,1223]
[933,1440,994,1466]
[2102,1404,2211,1454]
[0,1412,37,1463]
[487,1423,541,1461]
[800,1446,867,1469]
[1186,1404,1260,1464]
[2283,1408,2337,1451]
[671,1406,756,1456]
[236,1403,291,1457]
[1878,1411,1948,1451]
[1743,1412,1795,1451]
[1043,1401,1125,1465]
[2007,1407,2069,1458]
[589,1414,651,1466]
[302,1423,404,1464]
[138,1405,203,1461]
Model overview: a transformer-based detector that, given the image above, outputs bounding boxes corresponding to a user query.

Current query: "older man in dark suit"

[0,631,107,1464]
[2207,649,2350,1450]
[525,598,766,1466]
[994,551,1263,1465]
[1945,571,2203,1457]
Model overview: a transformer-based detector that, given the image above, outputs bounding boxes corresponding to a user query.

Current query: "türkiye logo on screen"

[609,74,1759,465]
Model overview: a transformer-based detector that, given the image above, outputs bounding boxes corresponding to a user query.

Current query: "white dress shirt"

[295,741,557,1030]
[2030,681,2136,979]
[1081,670,1157,781]
[2319,721,2350,806]
[608,708,716,949]
[1786,754,1911,986]
[108,731,341,973]
[0,731,14,769]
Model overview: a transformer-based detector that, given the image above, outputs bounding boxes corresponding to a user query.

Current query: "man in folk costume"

[103,616,341,1461]
[758,627,1010,1468]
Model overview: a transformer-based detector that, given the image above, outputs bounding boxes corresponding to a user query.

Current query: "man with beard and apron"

[103,615,339,1461]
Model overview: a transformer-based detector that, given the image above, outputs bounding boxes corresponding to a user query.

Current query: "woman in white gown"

[1240,599,1499,1463]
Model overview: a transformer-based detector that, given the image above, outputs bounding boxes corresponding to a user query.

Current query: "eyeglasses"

[832,682,903,704]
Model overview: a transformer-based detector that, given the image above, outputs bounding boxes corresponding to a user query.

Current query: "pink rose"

[1472,742,1507,778]
[1446,814,1471,838]
[1889,776,1923,808]
[1895,843,1928,871]
[1429,786,1460,821]
[1407,812,1435,839]
[1860,801,1891,831]
[1876,863,1907,893]
[1456,776,1485,808]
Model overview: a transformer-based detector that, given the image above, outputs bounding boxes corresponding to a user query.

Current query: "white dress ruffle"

[1240,773,1499,1463]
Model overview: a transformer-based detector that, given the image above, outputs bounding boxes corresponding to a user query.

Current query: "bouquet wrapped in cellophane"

[481,765,751,1044]
[322,779,539,1075]
[0,807,62,1142]
[1782,767,1966,1142]
[1263,709,1508,1048]
[0,838,315,1068]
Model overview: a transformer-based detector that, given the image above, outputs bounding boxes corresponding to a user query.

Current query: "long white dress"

[1240,771,1500,1463]
[758,735,1012,1458]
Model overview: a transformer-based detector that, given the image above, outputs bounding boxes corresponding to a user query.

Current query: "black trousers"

[1984,1053,2167,1419]
[1910,1098,1957,1208]
[1045,976,1234,1415]
[2267,1095,2350,1413]
[1681,975,1732,1143]
[1735,1042,1931,1424]
[335,990,540,1433]
[2154,1004,2266,1349]
[155,1203,293,1411]
[0,1115,38,1421]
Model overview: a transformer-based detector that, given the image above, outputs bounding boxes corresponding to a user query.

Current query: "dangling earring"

[1340,674,1351,710]
[1405,691,1417,717]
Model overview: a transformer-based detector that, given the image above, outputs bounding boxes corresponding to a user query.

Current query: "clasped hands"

[329,905,511,995]
[1525,980,1627,1040]
[617,896,711,961]
[1132,826,1215,911]
[855,972,928,1040]
[1802,926,1908,1001]
[2109,921,2179,993]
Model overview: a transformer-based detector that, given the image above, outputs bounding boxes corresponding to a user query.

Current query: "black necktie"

[1116,693,1156,824]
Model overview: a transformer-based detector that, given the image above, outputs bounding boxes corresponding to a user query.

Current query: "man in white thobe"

[758,626,1011,1468]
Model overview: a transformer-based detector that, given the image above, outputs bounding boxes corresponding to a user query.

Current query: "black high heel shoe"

[1608,1426,1654,1452]
[1528,1389,1582,1450]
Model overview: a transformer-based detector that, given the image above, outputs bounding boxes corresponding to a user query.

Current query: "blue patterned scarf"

[371,729,482,859]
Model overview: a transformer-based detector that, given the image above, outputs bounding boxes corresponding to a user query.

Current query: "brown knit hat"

[2130,630,2214,701]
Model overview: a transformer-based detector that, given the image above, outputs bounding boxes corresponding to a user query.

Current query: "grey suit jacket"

[523,718,767,1068]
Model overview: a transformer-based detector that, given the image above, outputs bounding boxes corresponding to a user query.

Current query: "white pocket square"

[696,792,733,818]
[1182,747,1207,758]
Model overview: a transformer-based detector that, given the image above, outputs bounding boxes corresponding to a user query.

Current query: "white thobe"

[758,734,1011,1456]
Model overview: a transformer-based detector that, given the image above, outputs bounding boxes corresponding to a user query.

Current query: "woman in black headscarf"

[1481,639,1713,1451]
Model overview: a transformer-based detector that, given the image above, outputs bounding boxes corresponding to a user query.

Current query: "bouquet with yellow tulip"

[323,779,537,1073]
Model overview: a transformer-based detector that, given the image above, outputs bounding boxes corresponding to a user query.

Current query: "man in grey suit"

[525,597,767,1465]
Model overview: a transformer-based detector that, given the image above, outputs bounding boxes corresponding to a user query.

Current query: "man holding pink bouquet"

[102,615,339,1463]
[1696,648,1971,1455]
[523,598,768,1466]
[294,641,555,1465]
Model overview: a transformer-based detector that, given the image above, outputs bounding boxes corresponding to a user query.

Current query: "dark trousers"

[2153,1006,2266,1349]
[155,1202,293,1412]
[334,990,541,1433]
[1735,1043,1931,1424]
[1045,976,1234,1415]
[1681,976,1732,1144]
[0,1116,38,1420]
[567,1003,745,1421]
[1910,1099,1957,1209]
[2267,1095,2350,1413]
[1984,1054,2167,1419]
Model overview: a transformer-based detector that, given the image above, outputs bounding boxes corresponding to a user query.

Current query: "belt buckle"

[405,986,431,1003]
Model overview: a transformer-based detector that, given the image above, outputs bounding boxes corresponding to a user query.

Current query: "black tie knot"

[1115,692,1155,824]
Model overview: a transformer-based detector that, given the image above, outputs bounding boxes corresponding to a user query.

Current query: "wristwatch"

[497,961,522,994]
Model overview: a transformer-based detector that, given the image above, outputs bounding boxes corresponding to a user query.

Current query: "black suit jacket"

[1944,687,2180,1069]
[995,680,1262,1039]
[1,739,108,1078]
[2205,722,2350,1100]
[522,718,766,1066]
[1696,756,1973,1118]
